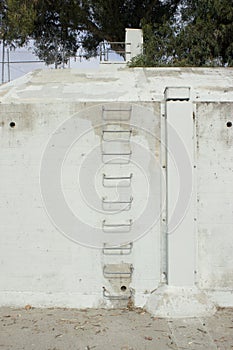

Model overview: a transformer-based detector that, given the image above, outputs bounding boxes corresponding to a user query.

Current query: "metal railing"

[99,41,131,62]
[0,40,130,84]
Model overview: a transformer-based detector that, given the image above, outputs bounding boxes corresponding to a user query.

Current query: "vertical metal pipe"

[1,39,5,84]
[62,43,65,69]
[7,47,10,82]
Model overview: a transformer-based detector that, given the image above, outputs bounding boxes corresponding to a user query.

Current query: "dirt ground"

[0,306,233,350]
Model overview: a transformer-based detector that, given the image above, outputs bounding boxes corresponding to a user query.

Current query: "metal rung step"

[103,173,133,187]
[102,106,132,121]
[102,107,132,112]
[102,219,132,233]
[102,151,132,156]
[102,128,132,142]
[102,151,132,164]
[103,287,132,300]
[102,196,133,211]
[103,264,134,278]
[102,243,133,255]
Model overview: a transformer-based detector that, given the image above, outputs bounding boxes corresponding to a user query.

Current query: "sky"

[0,42,101,83]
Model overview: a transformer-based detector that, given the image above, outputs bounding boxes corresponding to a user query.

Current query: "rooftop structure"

[0,65,233,317]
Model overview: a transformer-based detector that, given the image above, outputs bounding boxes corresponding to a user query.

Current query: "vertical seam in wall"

[163,99,169,284]
[193,102,199,286]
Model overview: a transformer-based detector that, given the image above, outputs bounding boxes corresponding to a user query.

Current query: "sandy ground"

[0,306,233,350]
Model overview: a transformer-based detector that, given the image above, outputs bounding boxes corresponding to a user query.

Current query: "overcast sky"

[0,42,101,83]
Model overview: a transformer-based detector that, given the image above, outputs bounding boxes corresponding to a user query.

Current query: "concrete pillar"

[125,29,143,62]
[146,87,216,317]
[165,88,195,286]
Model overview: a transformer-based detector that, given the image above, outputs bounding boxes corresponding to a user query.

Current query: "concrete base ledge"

[207,290,233,308]
[1,289,232,314]
[145,285,217,318]
[0,292,103,309]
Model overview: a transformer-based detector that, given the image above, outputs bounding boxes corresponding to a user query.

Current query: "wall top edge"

[0,67,233,104]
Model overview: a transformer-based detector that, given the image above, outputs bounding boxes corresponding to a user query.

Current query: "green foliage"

[176,0,233,66]
[0,0,36,46]
[130,0,233,67]
[32,0,80,65]
[1,0,233,67]
[0,0,180,65]
[79,0,180,54]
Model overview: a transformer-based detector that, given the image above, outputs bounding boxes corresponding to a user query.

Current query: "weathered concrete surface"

[0,101,161,309]
[0,66,233,314]
[195,102,233,305]
[0,306,233,350]
[146,286,216,318]
[1,66,233,104]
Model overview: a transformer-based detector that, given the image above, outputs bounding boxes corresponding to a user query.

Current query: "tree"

[129,21,177,67]
[0,0,181,65]
[130,0,233,67]
[80,0,180,56]
[2,0,233,67]
[177,0,233,66]
[0,0,36,47]
[32,0,181,63]
[32,0,81,66]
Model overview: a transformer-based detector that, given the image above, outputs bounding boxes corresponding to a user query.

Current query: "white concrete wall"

[195,102,233,305]
[0,103,102,307]
[166,100,195,286]
[0,68,233,312]
[125,29,143,62]
[0,101,162,308]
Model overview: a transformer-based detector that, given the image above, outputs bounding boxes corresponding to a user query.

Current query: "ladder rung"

[102,243,133,255]
[102,196,133,204]
[102,173,133,187]
[102,105,132,121]
[103,174,133,180]
[102,219,132,227]
[102,219,133,233]
[102,129,132,133]
[102,106,132,112]
[102,151,132,156]
[103,264,134,278]
[102,129,132,142]
[103,287,132,300]
[102,196,133,211]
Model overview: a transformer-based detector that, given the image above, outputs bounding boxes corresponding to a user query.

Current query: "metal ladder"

[101,105,134,301]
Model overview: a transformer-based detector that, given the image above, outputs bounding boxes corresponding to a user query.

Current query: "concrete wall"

[0,100,162,308]
[196,102,233,305]
[0,67,233,315]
